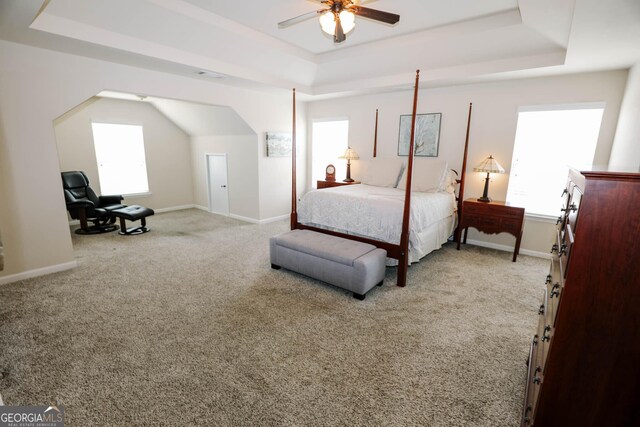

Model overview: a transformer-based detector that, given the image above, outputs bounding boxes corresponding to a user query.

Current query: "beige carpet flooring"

[0,209,546,426]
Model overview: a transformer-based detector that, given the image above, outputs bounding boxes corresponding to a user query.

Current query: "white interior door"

[207,154,230,216]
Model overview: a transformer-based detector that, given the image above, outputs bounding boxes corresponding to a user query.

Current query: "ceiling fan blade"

[334,16,346,43]
[350,6,400,25]
[278,10,324,29]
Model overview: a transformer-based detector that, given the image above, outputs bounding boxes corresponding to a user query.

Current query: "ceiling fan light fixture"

[319,10,356,37]
[339,10,356,33]
[319,11,334,35]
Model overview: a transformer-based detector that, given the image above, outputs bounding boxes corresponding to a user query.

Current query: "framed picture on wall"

[266,132,292,157]
[397,113,441,157]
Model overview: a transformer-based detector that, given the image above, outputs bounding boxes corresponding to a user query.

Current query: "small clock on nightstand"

[325,164,336,182]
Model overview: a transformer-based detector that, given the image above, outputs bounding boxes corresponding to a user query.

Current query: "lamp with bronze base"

[474,155,505,202]
[339,147,359,182]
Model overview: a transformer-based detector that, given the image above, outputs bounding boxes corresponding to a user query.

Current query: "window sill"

[524,213,557,223]
[123,192,152,198]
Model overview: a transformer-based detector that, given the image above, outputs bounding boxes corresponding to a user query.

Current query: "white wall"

[609,62,640,171]
[307,70,628,255]
[258,97,308,221]
[55,97,194,210]
[0,40,304,283]
[191,135,259,220]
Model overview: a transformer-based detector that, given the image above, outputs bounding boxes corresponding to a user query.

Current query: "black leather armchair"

[61,171,125,234]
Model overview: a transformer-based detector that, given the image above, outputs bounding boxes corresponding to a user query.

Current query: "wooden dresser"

[521,168,640,426]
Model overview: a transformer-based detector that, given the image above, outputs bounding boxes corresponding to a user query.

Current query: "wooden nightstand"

[317,180,361,189]
[456,198,525,262]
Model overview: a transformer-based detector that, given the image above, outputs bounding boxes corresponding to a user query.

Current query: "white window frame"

[91,122,150,196]
[506,103,605,219]
[311,118,350,187]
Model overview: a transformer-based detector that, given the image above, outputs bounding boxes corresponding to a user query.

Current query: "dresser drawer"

[566,185,582,233]
[464,201,523,219]
[501,217,523,233]
[546,259,563,326]
[462,213,494,227]
[461,214,523,235]
[536,305,553,371]
[522,331,544,426]
[558,226,574,279]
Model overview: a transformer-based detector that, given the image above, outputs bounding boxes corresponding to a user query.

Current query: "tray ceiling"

[0,0,638,97]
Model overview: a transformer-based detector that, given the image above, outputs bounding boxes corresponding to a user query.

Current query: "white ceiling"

[0,0,639,98]
[95,91,255,136]
[185,0,520,55]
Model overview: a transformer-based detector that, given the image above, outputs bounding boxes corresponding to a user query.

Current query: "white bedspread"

[298,184,457,264]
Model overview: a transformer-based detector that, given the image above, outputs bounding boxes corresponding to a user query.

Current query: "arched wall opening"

[0,41,305,284]
[53,90,260,239]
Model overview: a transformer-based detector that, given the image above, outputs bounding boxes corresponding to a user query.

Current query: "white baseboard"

[70,206,288,226]
[464,239,550,259]
[191,207,259,223]
[230,213,289,224]
[197,209,285,225]
[68,204,200,225]
[258,214,289,224]
[0,261,78,286]
[153,204,197,214]
[229,214,260,224]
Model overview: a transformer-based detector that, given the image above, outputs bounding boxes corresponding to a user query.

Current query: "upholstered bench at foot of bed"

[112,205,155,235]
[269,229,387,300]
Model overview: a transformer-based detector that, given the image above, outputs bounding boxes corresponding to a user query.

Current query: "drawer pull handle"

[550,283,560,298]
[545,274,552,284]
[561,188,568,197]
[532,334,539,346]
[561,203,577,213]
[542,325,551,342]
[556,215,563,225]
[523,404,533,424]
[538,304,545,315]
[533,366,542,384]
[551,243,558,253]
[559,243,568,256]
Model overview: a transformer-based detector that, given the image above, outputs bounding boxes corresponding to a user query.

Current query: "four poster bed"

[289,71,472,287]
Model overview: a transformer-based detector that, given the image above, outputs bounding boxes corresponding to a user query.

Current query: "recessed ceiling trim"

[316,9,523,62]
[30,10,315,93]
[311,49,568,96]
[197,70,226,79]
[147,0,318,63]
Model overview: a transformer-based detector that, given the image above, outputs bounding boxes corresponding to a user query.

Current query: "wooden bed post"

[290,88,298,230]
[454,102,472,243]
[373,109,379,158]
[397,70,421,287]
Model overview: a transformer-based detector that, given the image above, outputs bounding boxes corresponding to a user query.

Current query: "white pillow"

[361,158,405,188]
[443,169,459,194]
[397,160,449,192]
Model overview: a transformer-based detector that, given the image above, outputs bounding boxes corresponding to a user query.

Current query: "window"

[312,119,349,186]
[91,122,149,196]
[506,104,604,217]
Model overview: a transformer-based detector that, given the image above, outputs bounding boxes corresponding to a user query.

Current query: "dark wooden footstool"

[112,205,154,235]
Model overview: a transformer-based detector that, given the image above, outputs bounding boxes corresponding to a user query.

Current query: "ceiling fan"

[278,0,400,44]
